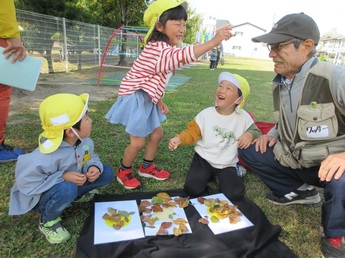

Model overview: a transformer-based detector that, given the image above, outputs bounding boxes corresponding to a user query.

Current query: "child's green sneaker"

[74,189,99,203]
[39,217,70,244]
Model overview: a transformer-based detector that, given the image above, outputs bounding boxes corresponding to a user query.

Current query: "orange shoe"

[138,164,170,181]
[117,168,141,189]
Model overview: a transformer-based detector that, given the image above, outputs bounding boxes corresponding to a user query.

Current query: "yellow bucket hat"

[38,93,89,154]
[218,72,250,108]
[143,0,187,45]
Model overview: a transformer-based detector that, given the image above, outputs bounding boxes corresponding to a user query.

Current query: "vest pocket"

[297,103,338,140]
[292,135,345,168]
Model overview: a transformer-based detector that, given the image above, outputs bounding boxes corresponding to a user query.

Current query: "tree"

[15,0,86,72]
[184,7,202,45]
[15,0,83,20]
[14,0,202,70]
[68,0,147,66]
[116,0,146,66]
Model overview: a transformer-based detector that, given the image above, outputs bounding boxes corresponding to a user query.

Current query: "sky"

[188,0,345,36]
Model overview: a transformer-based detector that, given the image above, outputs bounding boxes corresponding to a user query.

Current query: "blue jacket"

[209,50,218,61]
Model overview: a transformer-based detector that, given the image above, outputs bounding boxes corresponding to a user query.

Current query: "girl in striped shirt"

[105,0,232,190]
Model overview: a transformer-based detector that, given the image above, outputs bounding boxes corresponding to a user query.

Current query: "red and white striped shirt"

[118,41,197,104]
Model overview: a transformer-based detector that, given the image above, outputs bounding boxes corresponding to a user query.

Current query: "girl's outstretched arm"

[193,25,233,58]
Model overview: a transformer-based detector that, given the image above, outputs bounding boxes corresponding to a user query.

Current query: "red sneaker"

[321,236,345,258]
[138,164,170,181]
[117,168,141,189]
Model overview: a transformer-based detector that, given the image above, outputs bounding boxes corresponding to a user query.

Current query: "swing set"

[97,25,148,86]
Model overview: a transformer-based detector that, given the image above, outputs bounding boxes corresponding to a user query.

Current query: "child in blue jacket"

[9,93,114,244]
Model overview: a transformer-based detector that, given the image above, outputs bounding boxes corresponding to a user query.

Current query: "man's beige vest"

[272,61,345,169]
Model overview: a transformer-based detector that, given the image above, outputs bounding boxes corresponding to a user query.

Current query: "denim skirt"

[105,90,166,137]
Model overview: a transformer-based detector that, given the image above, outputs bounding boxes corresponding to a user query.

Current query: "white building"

[317,36,345,67]
[197,19,345,66]
[197,18,269,59]
[223,22,269,59]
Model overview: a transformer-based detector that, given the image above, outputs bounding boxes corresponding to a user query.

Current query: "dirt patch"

[9,67,120,119]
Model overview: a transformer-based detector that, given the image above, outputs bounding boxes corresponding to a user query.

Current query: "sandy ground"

[9,68,119,121]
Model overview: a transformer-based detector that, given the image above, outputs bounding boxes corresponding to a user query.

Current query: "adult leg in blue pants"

[238,144,321,205]
[239,144,345,248]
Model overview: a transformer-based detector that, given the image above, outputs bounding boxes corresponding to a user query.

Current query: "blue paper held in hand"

[0,47,43,91]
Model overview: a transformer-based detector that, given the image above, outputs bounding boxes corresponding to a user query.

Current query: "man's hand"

[319,153,345,181]
[254,135,276,153]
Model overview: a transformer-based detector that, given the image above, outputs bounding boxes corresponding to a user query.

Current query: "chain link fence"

[16,9,144,73]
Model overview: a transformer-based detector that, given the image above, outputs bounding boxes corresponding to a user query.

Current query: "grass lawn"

[0,56,323,257]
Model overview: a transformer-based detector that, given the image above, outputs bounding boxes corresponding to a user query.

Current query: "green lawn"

[0,57,323,257]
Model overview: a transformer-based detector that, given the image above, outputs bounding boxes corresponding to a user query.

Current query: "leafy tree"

[73,0,146,28]
[68,0,147,66]
[15,0,83,20]
[15,0,86,72]
[184,7,202,45]
[14,0,201,70]
[116,0,146,65]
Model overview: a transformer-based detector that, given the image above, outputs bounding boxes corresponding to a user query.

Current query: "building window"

[233,46,241,50]
[235,31,243,36]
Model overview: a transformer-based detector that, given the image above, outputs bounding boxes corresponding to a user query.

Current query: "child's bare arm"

[193,25,233,58]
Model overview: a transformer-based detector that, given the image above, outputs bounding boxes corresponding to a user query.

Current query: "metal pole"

[62,18,69,72]
[98,25,101,66]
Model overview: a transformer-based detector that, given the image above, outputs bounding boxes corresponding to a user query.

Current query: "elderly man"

[239,13,345,258]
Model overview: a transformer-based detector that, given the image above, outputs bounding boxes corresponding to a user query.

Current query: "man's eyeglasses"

[267,39,296,52]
